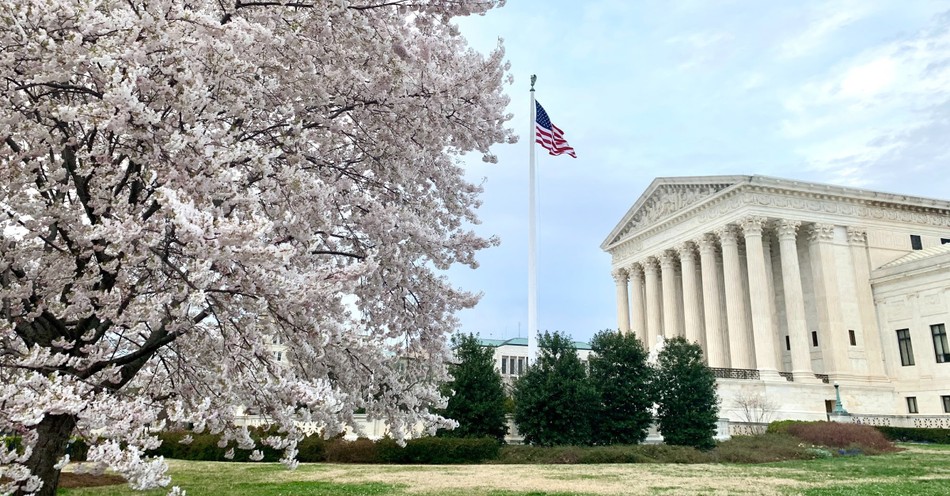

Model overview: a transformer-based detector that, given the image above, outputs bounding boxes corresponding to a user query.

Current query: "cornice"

[606,181,950,268]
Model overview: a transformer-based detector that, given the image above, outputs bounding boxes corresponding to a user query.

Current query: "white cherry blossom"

[0,1,512,494]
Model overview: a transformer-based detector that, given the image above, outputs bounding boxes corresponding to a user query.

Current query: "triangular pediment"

[601,176,746,249]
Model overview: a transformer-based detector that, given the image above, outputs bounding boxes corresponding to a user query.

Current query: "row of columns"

[612,217,871,382]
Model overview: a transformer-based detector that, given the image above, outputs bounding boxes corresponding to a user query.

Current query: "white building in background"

[478,337,592,385]
[603,175,950,426]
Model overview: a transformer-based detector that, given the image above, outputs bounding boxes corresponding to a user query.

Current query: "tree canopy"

[438,334,508,441]
[0,1,513,494]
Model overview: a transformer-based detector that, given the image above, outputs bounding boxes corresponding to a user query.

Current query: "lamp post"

[833,382,849,415]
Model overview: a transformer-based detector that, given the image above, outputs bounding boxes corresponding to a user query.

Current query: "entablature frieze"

[607,186,950,265]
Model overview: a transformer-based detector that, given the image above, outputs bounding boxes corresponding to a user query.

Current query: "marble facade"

[603,176,950,420]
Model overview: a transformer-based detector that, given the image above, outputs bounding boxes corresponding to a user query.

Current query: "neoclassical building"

[603,176,950,424]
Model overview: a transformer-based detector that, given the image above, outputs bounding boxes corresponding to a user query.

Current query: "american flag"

[535,101,576,158]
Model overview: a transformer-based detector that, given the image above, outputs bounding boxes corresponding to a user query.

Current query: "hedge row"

[147,430,500,464]
[2,436,89,462]
[874,426,950,445]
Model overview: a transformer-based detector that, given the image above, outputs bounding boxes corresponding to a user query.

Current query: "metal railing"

[710,367,760,380]
[778,371,794,382]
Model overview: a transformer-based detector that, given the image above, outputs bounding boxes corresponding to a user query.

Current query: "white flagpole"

[528,75,538,364]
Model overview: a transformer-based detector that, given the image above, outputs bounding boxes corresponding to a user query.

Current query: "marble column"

[677,242,705,350]
[808,223,850,377]
[629,263,647,344]
[847,227,887,379]
[776,220,818,382]
[644,257,662,349]
[763,233,784,370]
[612,268,631,333]
[659,250,680,339]
[699,234,728,367]
[740,216,779,378]
[719,225,754,369]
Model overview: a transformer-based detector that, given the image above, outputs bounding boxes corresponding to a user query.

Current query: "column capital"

[626,262,644,278]
[676,242,697,262]
[807,223,835,243]
[697,233,719,253]
[715,225,740,245]
[643,256,660,273]
[739,216,769,237]
[611,267,628,283]
[846,227,867,245]
[775,219,801,240]
[658,250,678,268]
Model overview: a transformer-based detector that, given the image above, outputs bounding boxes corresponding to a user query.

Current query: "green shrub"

[147,428,282,462]
[875,426,950,445]
[786,421,896,454]
[66,437,89,462]
[766,420,809,435]
[1,436,21,453]
[513,331,598,446]
[379,437,500,464]
[710,433,813,463]
[625,444,707,464]
[653,337,719,451]
[571,445,653,464]
[496,443,706,464]
[588,330,654,445]
[495,445,587,464]
[296,433,334,462]
[437,333,509,441]
[325,437,380,463]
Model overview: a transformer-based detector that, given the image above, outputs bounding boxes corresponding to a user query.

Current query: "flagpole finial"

[530,74,536,91]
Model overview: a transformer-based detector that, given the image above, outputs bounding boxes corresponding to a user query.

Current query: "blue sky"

[449,1,950,343]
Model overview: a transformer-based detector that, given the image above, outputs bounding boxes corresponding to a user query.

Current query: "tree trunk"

[17,414,77,496]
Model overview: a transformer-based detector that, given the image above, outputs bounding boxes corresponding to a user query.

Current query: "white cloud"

[779,14,950,182]
[838,57,897,99]
[665,31,735,71]
[779,2,871,59]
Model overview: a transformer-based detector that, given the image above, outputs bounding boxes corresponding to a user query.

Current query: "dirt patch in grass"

[59,472,126,488]
[1,472,125,489]
[284,463,814,495]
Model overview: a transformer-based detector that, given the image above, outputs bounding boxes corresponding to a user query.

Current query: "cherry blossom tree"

[0,0,513,494]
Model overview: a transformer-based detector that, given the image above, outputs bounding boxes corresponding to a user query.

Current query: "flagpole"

[528,74,538,364]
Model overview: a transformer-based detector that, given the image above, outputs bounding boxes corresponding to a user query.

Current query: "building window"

[811,331,819,347]
[502,355,526,376]
[785,335,791,351]
[943,396,950,413]
[942,238,950,245]
[849,330,857,346]
[906,396,918,414]
[897,329,915,366]
[932,324,950,363]
[911,235,923,250]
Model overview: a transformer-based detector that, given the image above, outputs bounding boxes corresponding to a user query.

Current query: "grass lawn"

[59,443,950,496]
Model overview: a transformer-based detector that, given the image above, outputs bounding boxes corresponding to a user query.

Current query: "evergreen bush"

[438,333,509,441]
[588,330,653,445]
[653,337,719,451]
[513,331,598,446]
[875,426,950,444]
